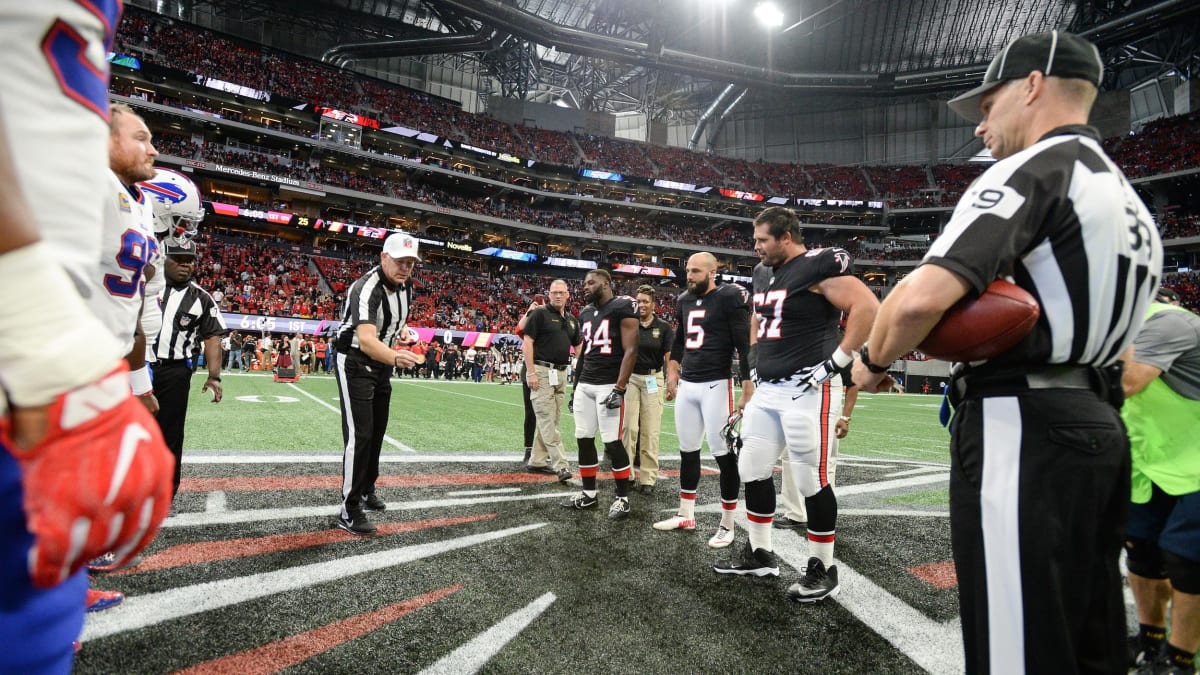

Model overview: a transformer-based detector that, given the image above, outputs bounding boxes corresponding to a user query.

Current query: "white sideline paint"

[82,524,546,641]
[204,491,226,513]
[164,493,565,528]
[835,473,949,496]
[446,488,522,496]
[418,592,556,675]
[286,383,416,453]
[883,466,950,478]
[183,453,692,464]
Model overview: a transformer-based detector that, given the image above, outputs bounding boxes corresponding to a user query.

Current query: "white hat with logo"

[383,232,421,261]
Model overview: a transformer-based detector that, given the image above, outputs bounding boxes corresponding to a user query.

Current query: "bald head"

[685,252,718,296]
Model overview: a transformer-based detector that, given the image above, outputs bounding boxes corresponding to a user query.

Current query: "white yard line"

[286,383,416,452]
[418,592,556,675]
[82,524,546,641]
[204,491,227,513]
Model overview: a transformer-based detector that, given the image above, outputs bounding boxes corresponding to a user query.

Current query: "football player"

[0,3,173,670]
[560,269,640,520]
[714,207,877,601]
[654,253,754,548]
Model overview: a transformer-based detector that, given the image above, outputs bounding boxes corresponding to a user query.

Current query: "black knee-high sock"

[679,450,701,494]
[604,440,630,497]
[744,477,775,516]
[578,437,599,493]
[715,453,741,503]
[805,484,837,534]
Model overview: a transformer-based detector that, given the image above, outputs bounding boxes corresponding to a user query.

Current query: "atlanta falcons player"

[654,252,753,548]
[560,269,640,519]
[714,207,877,604]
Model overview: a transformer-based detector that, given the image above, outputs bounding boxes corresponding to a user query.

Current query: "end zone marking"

[909,561,958,589]
[418,592,556,675]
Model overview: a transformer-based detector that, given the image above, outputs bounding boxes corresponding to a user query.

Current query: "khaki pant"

[623,371,664,485]
[528,365,568,471]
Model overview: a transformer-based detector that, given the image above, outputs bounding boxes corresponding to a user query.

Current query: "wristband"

[129,366,154,395]
[860,347,888,374]
[206,375,221,382]
[838,416,851,423]
[831,347,853,369]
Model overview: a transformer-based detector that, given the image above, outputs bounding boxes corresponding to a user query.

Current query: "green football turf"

[884,488,952,505]
[184,372,954,463]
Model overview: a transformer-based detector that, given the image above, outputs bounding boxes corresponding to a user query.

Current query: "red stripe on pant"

[726,378,734,414]
[579,466,598,478]
[613,467,630,480]
[808,532,835,543]
[747,512,773,524]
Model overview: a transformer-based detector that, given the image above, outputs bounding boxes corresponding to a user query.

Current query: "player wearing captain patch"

[656,252,753,549]
[332,233,423,536]
[854,32,1162,674]
[561,269,639,520]
[714,207,878,593]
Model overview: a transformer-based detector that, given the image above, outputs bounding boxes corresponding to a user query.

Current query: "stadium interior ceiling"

[144,0,1200,121]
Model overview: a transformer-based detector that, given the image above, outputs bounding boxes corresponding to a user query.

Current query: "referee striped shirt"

[923,125,1163,368]
[334,266,412,353]
[152,280,228,361]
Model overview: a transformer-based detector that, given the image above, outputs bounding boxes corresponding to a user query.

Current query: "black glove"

[568,387,575,413]
[601,387,625,410]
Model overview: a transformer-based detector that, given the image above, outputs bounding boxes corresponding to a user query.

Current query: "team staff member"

[623,285,673,494]
[1121,290,1200,674]
[853,31,1162,673]
[560,269,639,520]
[655,253,753,549]
[522,281,577,482]
[714,208,877,597]
[151,238,227,495]
[333,232,423,536]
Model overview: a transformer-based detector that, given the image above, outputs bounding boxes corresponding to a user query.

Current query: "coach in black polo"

[522,279,578,481]
[853,32,1163,673]
[333,232,423,536]
[151,237,227,496]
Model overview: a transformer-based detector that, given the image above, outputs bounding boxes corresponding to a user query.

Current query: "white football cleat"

[652,515,696,531]
[708,525,736,548]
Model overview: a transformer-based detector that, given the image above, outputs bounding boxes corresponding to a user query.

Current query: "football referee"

[853,31,1163,673]
[151,238,227,496]
[333,232,423,536]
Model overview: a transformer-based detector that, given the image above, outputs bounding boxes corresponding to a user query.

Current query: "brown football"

[918,279,1040,362]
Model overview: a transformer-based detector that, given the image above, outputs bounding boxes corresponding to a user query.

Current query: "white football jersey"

[141,243,166,361]
[93,170,158,353]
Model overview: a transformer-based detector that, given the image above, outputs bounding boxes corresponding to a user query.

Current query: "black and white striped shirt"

[334,266,412,353]
[152,281,228,361]
[923,125,1163,368]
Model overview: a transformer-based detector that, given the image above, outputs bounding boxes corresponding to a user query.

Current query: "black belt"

[950,364,1123,408]
[534,360,567,370]
[156,358,191,366]
[634,368,662,376]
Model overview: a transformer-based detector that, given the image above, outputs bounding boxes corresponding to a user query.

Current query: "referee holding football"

[151,237,227,496]
[333,232,423,536]
[853,31,1163,673]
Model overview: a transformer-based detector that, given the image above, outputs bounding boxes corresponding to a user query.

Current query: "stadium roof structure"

[197,0,1200,121]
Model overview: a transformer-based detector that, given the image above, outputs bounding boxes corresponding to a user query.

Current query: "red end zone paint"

[909,561,958,589]
[180,468,716,492]
[114,514,497,575]
[173,585,461,675]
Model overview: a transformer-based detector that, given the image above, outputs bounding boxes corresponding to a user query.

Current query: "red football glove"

[1,363,174,588]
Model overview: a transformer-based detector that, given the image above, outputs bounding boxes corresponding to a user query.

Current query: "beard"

[688,277,711,295]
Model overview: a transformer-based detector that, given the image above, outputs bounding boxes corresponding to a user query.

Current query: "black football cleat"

[787,556,840,602]
[337,513,377,536]
[559,492,599,510]
[361,493,386,511]
[713,542,779,577]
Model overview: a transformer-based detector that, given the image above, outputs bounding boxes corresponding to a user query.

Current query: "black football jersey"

[578,294,639,385]
[752,248,854,381]
[672,283,752,382]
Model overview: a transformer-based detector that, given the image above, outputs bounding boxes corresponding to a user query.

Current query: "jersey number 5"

[581,319,613,355]
[685,310,706,349]
[753,290,786,339]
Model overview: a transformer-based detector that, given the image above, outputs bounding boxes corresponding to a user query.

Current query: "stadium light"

[754,2,784,28]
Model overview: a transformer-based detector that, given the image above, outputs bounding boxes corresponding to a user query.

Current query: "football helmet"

[138,168,204,243]
[721,412,743,455]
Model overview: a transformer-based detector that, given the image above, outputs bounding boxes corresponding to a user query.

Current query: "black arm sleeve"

[669,304,685,364]
[730,301,752,381]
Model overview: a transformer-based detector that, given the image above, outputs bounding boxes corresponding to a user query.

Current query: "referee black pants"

[154,360,194,496]
[949,389,1128,675]
[334,350,392,520]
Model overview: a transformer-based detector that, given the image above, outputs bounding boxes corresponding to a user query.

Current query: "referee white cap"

[382,232,421,261]
[949,30,1103,123]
